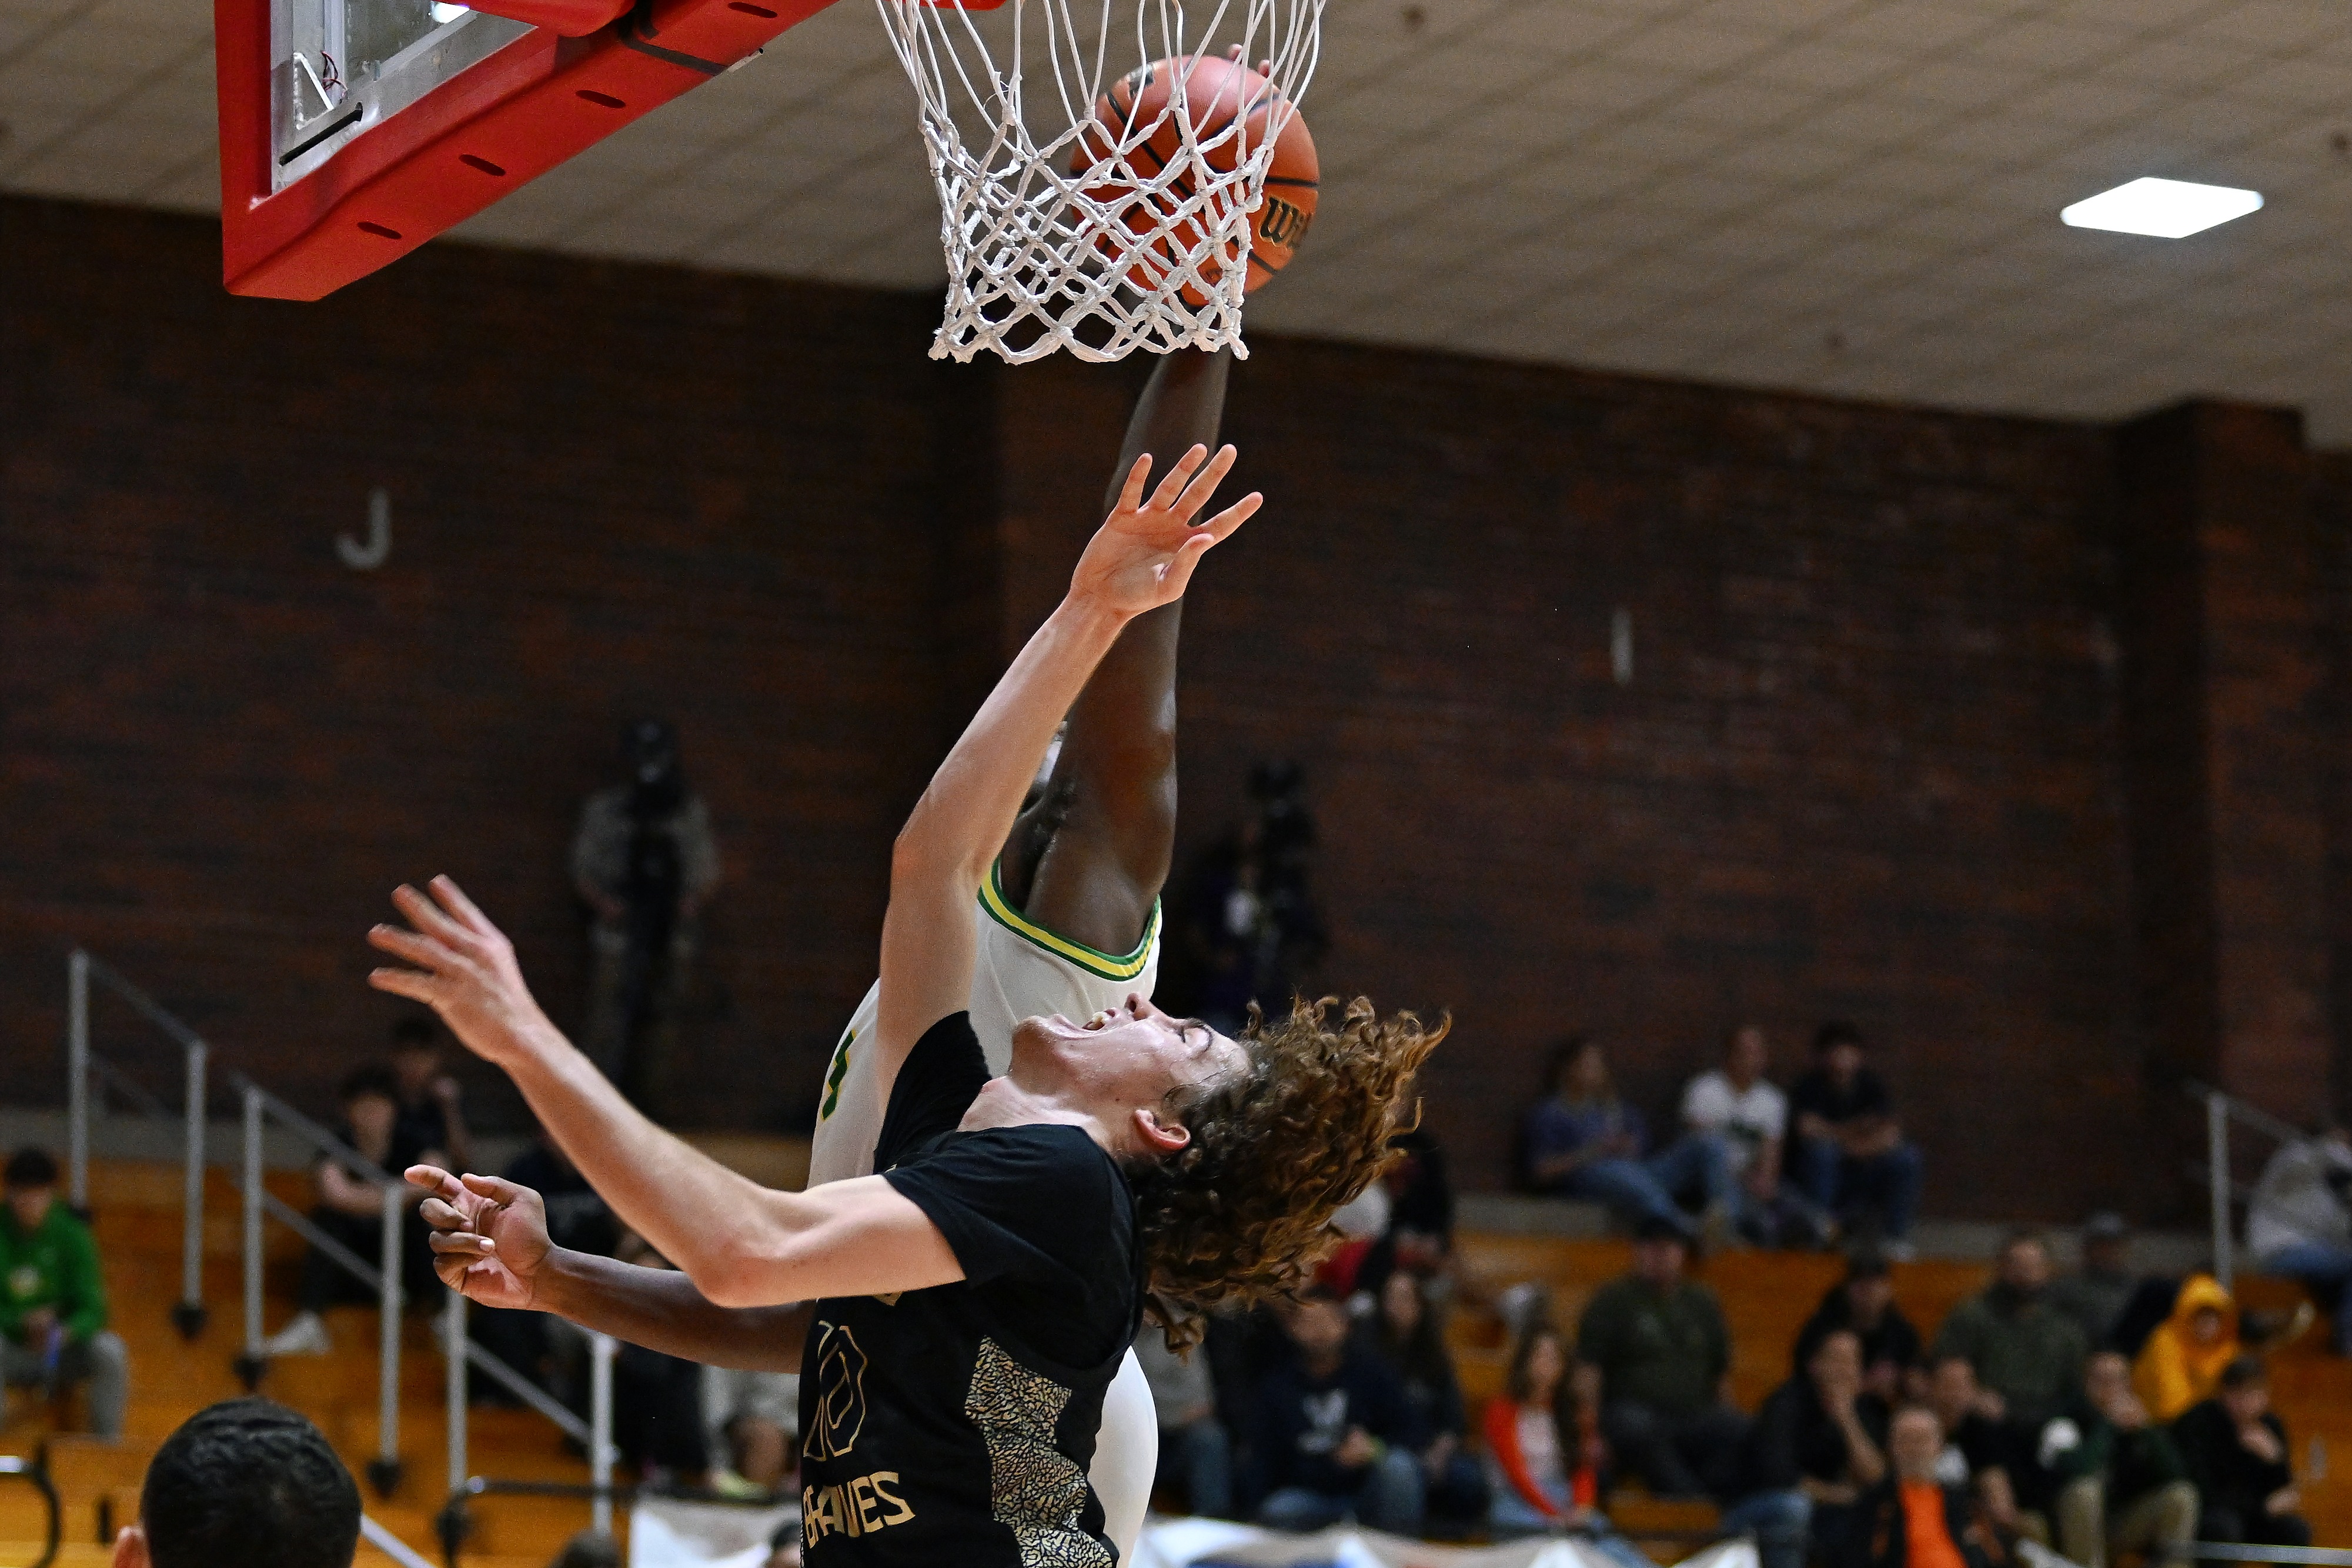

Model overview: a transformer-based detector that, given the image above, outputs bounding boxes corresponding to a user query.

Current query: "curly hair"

[1128,995,1445,1348]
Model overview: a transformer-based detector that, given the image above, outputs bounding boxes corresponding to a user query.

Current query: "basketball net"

[876,0,1325,363]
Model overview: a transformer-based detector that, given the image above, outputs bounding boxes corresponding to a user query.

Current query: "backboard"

[216,0,842,299]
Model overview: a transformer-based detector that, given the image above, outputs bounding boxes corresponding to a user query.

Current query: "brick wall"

[4,195,2338,1217]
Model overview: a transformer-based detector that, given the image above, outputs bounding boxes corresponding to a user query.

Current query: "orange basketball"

[1074,54,1319,304]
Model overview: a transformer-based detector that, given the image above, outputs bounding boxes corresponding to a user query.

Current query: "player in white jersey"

[804,349,1232,1556]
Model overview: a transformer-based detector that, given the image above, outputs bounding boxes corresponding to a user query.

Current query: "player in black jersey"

[382,443,1442,1564]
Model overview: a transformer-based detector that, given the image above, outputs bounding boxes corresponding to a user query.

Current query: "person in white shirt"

[2246,1122,2352,1357]
[1680,1025,1823,1247]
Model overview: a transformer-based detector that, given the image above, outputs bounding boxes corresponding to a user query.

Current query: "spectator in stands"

[1795,1250,1923,1406]
[2173,1356,2311,1562]
[1352,1128,1455,1305]
[1136,1320,1234,1519]
[2246,1121,2352,1358]
[1576,1216,1745,1498]
[1731,1326,1887,1568]
[2036,1350,2196,1568]
[387,1015,471,1175]
[572,717,722,1115]
[2047,1212,2139,1352]
[262,1065,443,1358]
[2133,1273,2240,1422]
[1,1146,126,1440]
[1933,1229,2087,1433]
[1789,1022,1925,1255]
[1683,1024,1822,1247]
[1254,1288,1425,1534]
[107,1398,360,1568]
[1835,1405,2008,1568]
[1168,760,1328,1037]
[703,1365,797,1495]
[1923,1356,2023,1534]
[1482,1322,1649,1567]
[1524,1037,1733,1243]
[1364,1271,1485,1536]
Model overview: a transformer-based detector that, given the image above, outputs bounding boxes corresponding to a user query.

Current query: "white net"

[876,0,1325,363]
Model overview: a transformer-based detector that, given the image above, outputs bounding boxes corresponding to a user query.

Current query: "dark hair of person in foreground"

[129,1398,361,1568]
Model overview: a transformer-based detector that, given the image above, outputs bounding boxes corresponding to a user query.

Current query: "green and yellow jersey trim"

[977,861,1160,982]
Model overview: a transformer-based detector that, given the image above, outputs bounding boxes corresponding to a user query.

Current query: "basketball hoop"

[876,0,1327,363]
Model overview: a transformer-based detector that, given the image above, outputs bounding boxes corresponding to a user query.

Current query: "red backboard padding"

[216,0,842,299]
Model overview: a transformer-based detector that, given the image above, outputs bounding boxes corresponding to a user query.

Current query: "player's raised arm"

[871,444,1259,1094]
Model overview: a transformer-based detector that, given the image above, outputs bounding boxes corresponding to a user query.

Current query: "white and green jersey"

[807,863,1160,1188]
[805,864,1161,1562]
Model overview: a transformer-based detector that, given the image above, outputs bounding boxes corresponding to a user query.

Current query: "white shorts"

[808,870,1161,1560]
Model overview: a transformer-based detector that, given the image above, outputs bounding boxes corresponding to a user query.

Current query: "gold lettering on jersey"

[803,1470,916,1546]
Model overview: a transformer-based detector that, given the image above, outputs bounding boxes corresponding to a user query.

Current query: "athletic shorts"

[807,867,1162,1557]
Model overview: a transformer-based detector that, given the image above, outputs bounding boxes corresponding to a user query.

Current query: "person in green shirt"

[1576,1216,1746,1497]
[1932,1230,2087,1433]
[1,1146,126,1439]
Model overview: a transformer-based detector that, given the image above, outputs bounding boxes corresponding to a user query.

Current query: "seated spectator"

[2047,1213,2139,1352]
[1683,1025,1825,1247]
[702,1365,797,1495]
[1524,1036,1732,1242]
[2246,1121,2352,1358]
[1253,1288,1424,1535]
[2173,1356,2311,1562]
[1789,1023,1925,1254]
[2035,1350,2195,1568]
[1834,1405,2009,1568]
[1932,1229,2087,1434]
[1482,1322,1648,1567]
[1,1148,126,1440]
[1136,1319,1234,1519]
[1730,1327,1887,1568]
[1352,1128,1455,1305]
[263,1065,443,1358]
[1795,1250,1923,1406]
[1576,1217,1746,1499]
[2133,1273,2239,1422]
[108,1398,360,1568]
[1922,1356,2023,1535]
[1364,1271,1485,1537]
[388,1015,472,1174]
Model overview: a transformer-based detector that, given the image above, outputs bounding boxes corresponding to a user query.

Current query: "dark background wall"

[5,195,2344,1216]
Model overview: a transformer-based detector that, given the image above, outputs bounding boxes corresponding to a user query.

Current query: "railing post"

[67,950,91,1208]
[175,1039,209,1338]
[372,1179,405,1497]
[589,1333,616,1536]
[2208,1091,2235,1291]
[237,1085,265,1387]
[444,1288,468,1499]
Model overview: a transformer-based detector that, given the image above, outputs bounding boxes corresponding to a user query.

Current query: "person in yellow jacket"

[2133,1274,2239,1422]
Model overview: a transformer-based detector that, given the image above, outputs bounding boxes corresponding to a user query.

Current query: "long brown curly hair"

[1127,995,1445,1348]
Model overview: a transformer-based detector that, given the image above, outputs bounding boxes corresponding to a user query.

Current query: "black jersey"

[799,1011,1141,1566]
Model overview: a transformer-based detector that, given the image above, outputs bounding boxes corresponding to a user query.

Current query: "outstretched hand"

[1069,444,1259,618]
[368,877,550,1071]
[409,1166,553,1311]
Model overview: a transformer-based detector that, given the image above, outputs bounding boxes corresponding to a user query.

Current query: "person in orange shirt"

[1482,1323,1650,1567]
[1840,1406,2009,1568]
[2132,1274,2239,1422]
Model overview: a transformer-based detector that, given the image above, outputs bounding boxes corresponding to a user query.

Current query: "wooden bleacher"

[3,1164,2344,1564]
[1447,1232,2351,1550]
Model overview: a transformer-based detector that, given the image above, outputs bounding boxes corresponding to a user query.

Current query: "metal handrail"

[2183,1079,2330,1291]
[360,1513,439,1568]
[0,1456,59,1568]
[65,950,209,1338]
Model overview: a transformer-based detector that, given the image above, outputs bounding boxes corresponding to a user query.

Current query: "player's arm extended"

[418,1162,967,1313]
[872,444,1259,1098]
[1018,347,1234,952]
